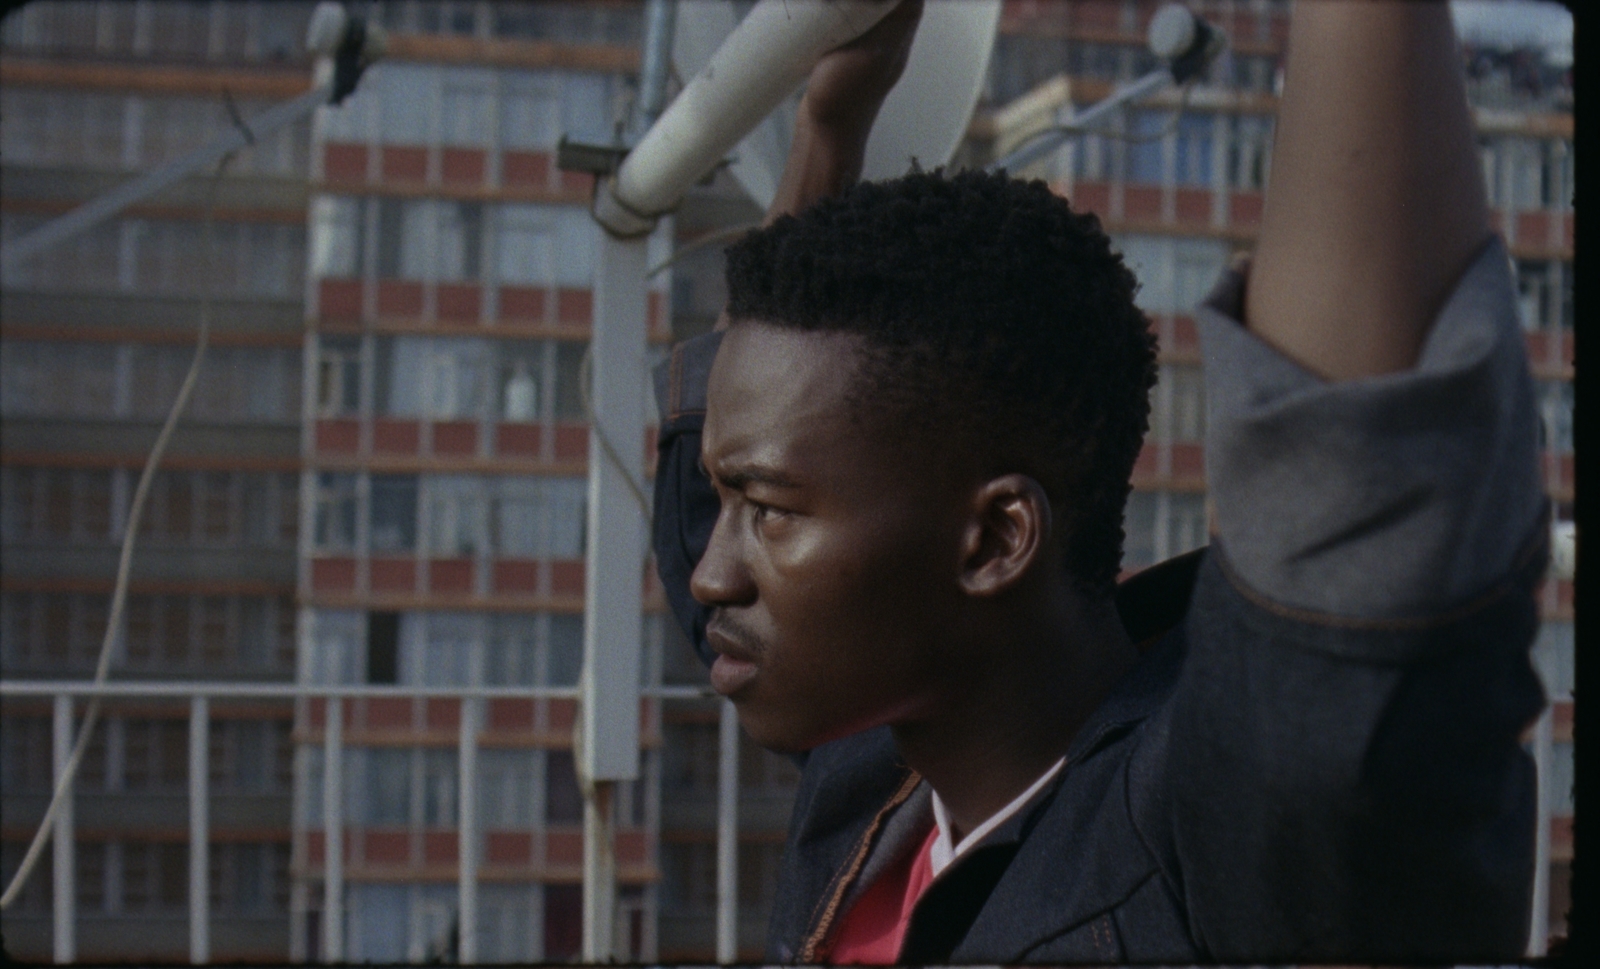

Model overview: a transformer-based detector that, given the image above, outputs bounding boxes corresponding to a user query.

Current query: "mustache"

[705,611,767,659]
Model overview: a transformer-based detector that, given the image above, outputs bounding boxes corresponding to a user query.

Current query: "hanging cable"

[0,150,236,913]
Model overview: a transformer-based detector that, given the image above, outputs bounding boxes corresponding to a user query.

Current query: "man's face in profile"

[692,322,975,753]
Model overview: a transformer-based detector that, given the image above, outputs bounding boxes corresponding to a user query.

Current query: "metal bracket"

[557,137,631,177]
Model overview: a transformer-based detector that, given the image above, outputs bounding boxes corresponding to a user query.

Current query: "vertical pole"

[635,0,678,135]
[1528,705,1553,957]
[580,4,675,959]
[322,697,344,962]
[716,700,740,964]
[189,696,211,964]
[458,697,481,964]
[581,231,649,962]
[51,694,75,965]
[581,780,618,962]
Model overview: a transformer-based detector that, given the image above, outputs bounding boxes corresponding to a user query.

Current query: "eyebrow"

[707,461,804,491]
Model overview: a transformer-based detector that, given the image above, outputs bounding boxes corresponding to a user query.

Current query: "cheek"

[763,514,955,640]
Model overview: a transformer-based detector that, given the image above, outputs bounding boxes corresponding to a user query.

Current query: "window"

[440,70,493,147]
[561,73,624,146]
[351,885,410,963]
[1123,110,1167,184]
[371,476,418,553]
[373,197,421,279]
[486,614,539,686]
[439,201,484,281]
[423,749,459,826]
[500,72,561,150]
[312,196,366,278]
[1174,113,1214,187]
[1123,491,1209,571]
[378,336,490,419]
[545,750,583,824]
[493,477,545,559]
[495,205,557,286]
[377,62,436,145]
[427,476,488,557]
[314,472,359,551]
[1112,235,1230,315]
[404,612,474,687]
[1539,380,1573,454]
[361,747,413,825]
[191,347,301,423]
[317,336,363,416]
[309,609,365,684]
[500,345,543,422]
[548,614,583,686]
[0,341,121,418]
[368,611,401,684]
[1155,366,1207,444]
[1228,115,1273,190]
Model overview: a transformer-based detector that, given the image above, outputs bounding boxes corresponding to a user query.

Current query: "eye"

[749,499,789,525]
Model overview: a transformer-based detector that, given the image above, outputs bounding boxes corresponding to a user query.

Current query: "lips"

[706,620,761,697]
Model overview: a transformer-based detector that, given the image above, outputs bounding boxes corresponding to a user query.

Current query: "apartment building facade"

[290,2,679,962]
[0,1,318,960]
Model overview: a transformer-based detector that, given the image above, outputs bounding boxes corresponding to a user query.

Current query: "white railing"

[6,676,1561,962]
[0,679,741,966]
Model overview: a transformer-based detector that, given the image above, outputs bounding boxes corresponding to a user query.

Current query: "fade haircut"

[723,168,1158,597]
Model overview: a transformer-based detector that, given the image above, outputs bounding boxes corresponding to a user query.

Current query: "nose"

[690,507,756,607]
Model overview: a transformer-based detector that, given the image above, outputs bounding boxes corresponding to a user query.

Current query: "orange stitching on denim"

[798,770,923,963]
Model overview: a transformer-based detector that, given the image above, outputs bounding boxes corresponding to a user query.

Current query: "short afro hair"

[723,168,1157,598]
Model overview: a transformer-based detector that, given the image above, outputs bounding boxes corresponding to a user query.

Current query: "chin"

[732,704,831,756]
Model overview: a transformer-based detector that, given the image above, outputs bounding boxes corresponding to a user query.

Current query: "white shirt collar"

[928,756,1067,877]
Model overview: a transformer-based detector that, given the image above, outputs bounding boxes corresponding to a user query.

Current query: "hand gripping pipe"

[592,0,902,238]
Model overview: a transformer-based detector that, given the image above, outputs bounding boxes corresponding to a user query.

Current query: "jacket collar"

[929,550,1203,960]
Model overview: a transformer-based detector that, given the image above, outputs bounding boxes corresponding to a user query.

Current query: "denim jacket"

[651,238,1548,962]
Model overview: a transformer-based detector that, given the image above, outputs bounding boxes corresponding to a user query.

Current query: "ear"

[958,474,1052,597]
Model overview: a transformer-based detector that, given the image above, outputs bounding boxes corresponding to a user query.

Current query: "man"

[651,1,1548,962]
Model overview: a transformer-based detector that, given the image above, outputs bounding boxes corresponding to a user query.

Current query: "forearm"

[766,109,873,226]
[1247,2,1491,381]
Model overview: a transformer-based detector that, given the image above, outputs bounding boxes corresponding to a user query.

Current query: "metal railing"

[0,679,741,965]
[3,677,1563,962]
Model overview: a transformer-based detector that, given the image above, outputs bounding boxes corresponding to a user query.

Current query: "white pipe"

[189,697,211,965]
[0,681,712,700]
[458,697,481,964]
[716,700,741,963]
[595,0,901,236]
[322,698,344,962]
[51,695,75,965]
[1528,706,1553,957]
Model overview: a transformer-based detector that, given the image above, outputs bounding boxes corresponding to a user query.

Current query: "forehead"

[702,323,866,471]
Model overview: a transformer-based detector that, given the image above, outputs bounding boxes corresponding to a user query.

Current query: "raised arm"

[1246,2,1492,380]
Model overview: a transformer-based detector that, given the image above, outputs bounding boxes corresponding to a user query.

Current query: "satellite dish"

[673,0,1001,211]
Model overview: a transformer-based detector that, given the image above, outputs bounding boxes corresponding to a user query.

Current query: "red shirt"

[824,823,941,965]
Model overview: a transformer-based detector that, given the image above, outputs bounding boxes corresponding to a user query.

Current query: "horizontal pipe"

[597,0,900,235]
[989,68,1173,174]
[0,681,713,700]
[0,84,331,271]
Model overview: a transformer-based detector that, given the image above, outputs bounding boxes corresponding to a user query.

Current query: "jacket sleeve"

[1129,237,1550,962]
[651,331,725,670]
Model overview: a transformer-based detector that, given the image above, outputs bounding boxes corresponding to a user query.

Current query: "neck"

[890,584,1136,841]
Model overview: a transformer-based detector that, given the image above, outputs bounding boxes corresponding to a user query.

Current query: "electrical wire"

[0,152,236,913]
